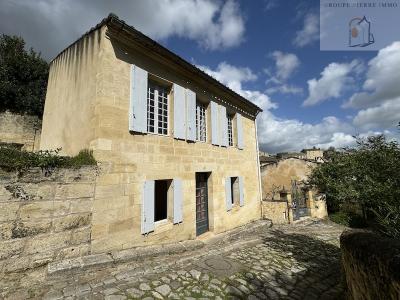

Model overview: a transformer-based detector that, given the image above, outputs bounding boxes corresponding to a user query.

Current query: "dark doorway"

[155,180,169,222]
[196,172,209,236]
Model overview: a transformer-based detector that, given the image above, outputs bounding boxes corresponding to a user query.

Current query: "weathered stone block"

[63,167,97,183]
[94,184,124,198]
[0,222,13,240]
[0,239,25,259]
[0,202,19,222]
[70,227,91,245]
[53,213,91,232]
[70,198,93,213]
[5,251,53,273]
[25,232,71,254]
[19,201,55,220]
[11,220,52,239]
[56,244,90,260]
[55,184,95,199]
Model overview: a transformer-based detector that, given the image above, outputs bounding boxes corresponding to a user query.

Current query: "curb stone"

[47,220,271,275]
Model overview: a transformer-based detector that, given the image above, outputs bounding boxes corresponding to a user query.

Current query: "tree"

[0,35,49,118]
[308,135,400,238]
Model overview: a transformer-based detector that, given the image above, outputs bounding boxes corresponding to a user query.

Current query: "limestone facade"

[40,15,262,253]
[0,111,41,151]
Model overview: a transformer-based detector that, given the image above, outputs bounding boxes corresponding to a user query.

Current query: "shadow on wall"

[224,229,345,299]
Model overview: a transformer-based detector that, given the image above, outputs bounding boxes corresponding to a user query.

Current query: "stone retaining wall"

[0,167,97,274]
[261,201,288,224]
[340,230,400,300]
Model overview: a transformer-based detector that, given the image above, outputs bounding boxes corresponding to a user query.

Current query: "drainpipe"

[254,111,263,219]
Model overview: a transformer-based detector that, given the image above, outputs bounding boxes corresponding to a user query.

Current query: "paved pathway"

[3,219,346,299]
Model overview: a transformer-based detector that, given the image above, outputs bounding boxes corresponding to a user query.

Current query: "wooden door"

[196,173,209,236]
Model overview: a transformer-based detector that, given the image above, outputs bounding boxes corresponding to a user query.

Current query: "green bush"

[0,147,96,172]
[329,211,366,228]
[371,203,400,239]
[309,135,400,238]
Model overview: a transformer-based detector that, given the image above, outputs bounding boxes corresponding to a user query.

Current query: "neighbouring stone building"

[40,14,263,253]
[301,147,324,162]
[260,157,327,224]
[0,111,41,151]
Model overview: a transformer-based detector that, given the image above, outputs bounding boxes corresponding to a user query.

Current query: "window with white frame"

[227,114,233,146]
[147,81,169,135]
[196,102,206,142]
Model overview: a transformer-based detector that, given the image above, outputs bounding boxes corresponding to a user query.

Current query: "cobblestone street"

[2,219,346,299]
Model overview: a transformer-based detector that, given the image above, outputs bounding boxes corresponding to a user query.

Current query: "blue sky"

[1,0,399,153]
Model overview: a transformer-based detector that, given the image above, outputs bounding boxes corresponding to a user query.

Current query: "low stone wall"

[0,111,41,151]
[262,200,288,224]
[0,167,97,274]
[310,199,328,219]
[340,230,400,300]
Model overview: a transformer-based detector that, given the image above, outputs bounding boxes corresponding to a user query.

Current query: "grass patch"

[0,147,96,172]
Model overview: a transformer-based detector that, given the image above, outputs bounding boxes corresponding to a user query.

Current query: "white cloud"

[344,41,400,109]
[303,60,361,107]
[257,113,357,153]
[199,62,359,153]
[265,84,303,95]
[0,0,245,59]
[271,51,300,81]
[343,42,400,131]
[265,51,303,95]
[293,13,319,47]
[353,98,400,130]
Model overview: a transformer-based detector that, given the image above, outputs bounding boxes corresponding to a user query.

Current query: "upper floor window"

[147,81,169,135]
[196,102,207,142]
[227,114,233,146]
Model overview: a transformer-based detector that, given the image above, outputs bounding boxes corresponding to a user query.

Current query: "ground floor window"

[230,177,239,206]
[154,179,171,222]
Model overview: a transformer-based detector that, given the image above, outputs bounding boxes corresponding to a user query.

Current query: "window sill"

[147,132,170,138]
[154,219,174,234]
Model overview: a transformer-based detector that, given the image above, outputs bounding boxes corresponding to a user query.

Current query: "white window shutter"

[173,83,186,139]
[225,177,232,211]
[220,105,228,147]
[239,176,244,207]
[186,89,196,142]
[141,180,155,234]
[130,65,148,133]
[237,113,244,149]
[173,179,183,224]
[211,101,219,146]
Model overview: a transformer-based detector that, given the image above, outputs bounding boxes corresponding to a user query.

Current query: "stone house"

[301,147,324,161]
[260,157,327,224]
[40,14,263,253]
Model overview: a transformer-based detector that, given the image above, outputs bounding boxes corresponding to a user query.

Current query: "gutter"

[254,110,263,219]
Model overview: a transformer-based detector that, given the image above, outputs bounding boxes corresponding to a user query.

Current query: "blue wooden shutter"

[225,177,232,211]
[174,83,186,139]
[211,101,219,145]
[129,65,148,133]
[239,176,244,207]
[237,113,244,149]
[173,179,183,224]
[141,180,155,234]
[186,89,196,141]
[220,105,228,147]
